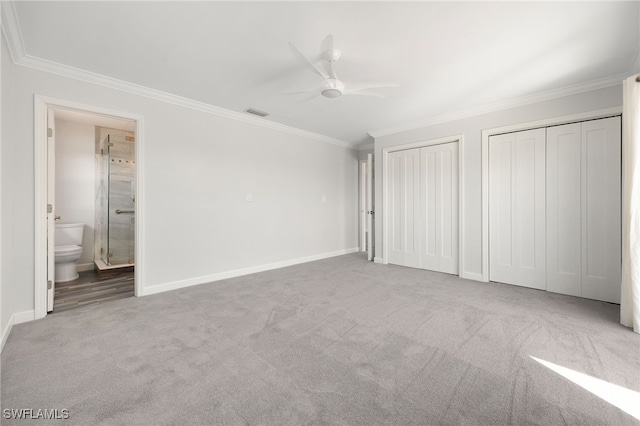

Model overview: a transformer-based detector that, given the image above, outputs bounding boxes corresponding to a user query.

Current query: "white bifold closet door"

[388,148,421,268]
[546,117,621,303]
[420,143,459,274]
[489,128,546,290]
[388,142,458,274]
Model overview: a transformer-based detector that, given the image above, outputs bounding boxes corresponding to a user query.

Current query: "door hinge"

[47,280,52,290]
[47,128,53,138]
[47,204,53,214]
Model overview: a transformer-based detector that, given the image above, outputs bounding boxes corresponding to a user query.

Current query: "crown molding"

[1,0,25,64]
[0,1,354,150]
[368,73,627,139]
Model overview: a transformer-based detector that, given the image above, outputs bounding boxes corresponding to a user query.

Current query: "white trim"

[12,310,34,324]
[0,1,353,151]
[381,134,464,276]
[481,131,490,283]
[460,272,484,282]
[457,135,470,280]
[373,257,385,264]
[1,310,35,352]
[1,317,11,352]
[480,107,623,283]
[34,97,47,319]
[0,0,3,357]
[77,263,94,272]
[359,160,367,252]
[141,248,360,296]
[369,74,627,139]
[34,95,145,320]
[0,0,25,64]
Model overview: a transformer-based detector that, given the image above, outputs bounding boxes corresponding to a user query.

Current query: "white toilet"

[55,223,84,282]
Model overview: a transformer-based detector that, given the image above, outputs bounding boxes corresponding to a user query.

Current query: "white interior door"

[388,149,421,268]
[366,153,374,261]
[547,123,582,297]
[489,128,546,289]
[420,142,459,274]
[47,108,56,312]
[581,117,621,303]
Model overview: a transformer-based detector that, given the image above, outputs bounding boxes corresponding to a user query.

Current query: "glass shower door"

[106,134,135,265]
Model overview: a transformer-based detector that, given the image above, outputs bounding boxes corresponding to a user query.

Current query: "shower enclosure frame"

[33,95,146,320]
[95,130,137,270]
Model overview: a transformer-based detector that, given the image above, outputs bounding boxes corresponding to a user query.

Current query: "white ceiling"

[8,1,640,146]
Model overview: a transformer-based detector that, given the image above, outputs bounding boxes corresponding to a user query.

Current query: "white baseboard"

[460,271,485,282]
[141,248,360,296]
[1,309,36,352]
[77,263,94,272]
[374,257,386,264]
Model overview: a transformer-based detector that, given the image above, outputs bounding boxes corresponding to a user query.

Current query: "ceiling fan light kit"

[322,78,344,98]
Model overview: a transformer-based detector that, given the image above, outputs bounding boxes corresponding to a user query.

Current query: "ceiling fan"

[288,34,398,100]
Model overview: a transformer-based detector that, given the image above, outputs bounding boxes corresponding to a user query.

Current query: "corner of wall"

[1,316,11,352]
[1,310,34,352]
[632,44,640,75]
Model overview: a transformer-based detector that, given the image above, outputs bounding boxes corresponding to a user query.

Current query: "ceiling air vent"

[244,108,269,118]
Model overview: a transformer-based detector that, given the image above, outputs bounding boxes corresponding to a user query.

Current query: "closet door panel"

[437,143,459,274]
[546,123,582,297]
[420,148,439,271]
[489,133,516,284]
[420,142,459,274]
[388,149,421,268]
[581,117,621,303]
[490,129,545,289]
[515,130,546,289]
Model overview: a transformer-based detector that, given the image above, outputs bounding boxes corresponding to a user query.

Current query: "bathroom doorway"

[34,96,144,319]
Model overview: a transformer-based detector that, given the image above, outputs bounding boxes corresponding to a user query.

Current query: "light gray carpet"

[2,253,639,425]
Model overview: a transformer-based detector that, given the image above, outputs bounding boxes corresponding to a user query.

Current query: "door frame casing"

[381,134,465,276]
[359,159,367,252]
[34,95,145,319]
[480,106,622,283]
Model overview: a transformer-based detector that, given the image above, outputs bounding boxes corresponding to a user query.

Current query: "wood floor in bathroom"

[53,269,134,313]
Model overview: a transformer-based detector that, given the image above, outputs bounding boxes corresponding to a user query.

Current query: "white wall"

[55,119,95,266]
[1,36,359,327]
[374,85,623,279]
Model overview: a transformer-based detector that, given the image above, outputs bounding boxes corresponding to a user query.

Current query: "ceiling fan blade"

[321,34,334,55]
[288,41,329,79]
[343,89,387,98]
[282,88,317,96]
[296,92,321,103]
[320,34,339,78]
[346,82,400,92]
[343,82,400,98]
